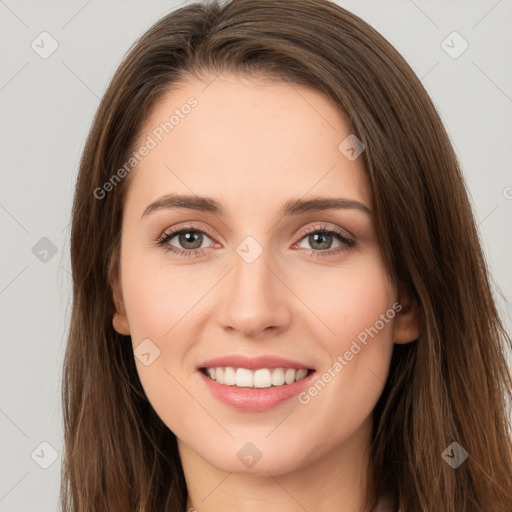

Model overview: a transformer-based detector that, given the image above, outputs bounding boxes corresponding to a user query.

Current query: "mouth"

[199,366,315,388]
[196,355,317,412]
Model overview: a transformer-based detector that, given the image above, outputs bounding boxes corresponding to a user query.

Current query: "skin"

[112,72,419,512]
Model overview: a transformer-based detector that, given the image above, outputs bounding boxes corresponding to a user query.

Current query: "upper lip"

[197,354,314,371]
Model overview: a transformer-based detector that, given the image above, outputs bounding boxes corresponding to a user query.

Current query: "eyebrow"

[141,193,372,219]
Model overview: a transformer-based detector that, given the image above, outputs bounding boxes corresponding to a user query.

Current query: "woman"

[61,0,512,510]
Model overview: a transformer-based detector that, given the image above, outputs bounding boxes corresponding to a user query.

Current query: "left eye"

[296,231,344,251]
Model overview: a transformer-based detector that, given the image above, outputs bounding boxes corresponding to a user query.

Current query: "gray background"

[1,1,511,510]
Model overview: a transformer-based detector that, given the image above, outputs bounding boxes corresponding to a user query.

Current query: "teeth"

[296,368,308,381]
[253,369,272,388]
[284,368,295,384]
[224,366,236,385]
[204,367,310,388]
[235,368,253,387]
[271,368,285,386]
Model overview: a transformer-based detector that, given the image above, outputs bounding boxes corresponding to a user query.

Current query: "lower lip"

[198,370,316,412]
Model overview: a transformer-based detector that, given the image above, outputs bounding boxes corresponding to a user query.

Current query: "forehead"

[124,72,371,216]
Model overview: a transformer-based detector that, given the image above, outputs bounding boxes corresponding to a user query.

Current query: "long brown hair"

[61,1,512,510]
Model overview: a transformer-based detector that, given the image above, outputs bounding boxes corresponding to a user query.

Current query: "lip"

[199,369,316,412]
[197,354,313,371]
[197,355,316,412]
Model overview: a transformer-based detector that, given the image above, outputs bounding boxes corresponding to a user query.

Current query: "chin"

[193,439,311,476]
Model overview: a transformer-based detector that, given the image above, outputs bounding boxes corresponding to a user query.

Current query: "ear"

[111,273,131,336]
[393,293,421,344]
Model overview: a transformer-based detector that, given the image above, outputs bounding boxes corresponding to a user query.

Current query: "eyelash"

[154,223,356,259]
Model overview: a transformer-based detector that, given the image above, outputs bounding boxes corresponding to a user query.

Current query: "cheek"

[293,254,396,411]
[119,253,200,427]
[295,254,395,347]
[120,244,203,340]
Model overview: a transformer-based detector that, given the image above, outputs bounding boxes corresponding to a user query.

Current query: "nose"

[217,245,292,339]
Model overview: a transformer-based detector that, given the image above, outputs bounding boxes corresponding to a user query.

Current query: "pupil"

[180,231,202,249]
[311,233,331,250]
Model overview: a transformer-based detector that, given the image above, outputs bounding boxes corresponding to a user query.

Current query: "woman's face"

[113,72,416,476]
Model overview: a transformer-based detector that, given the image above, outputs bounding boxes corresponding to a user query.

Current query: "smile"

[201,366,312,388]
